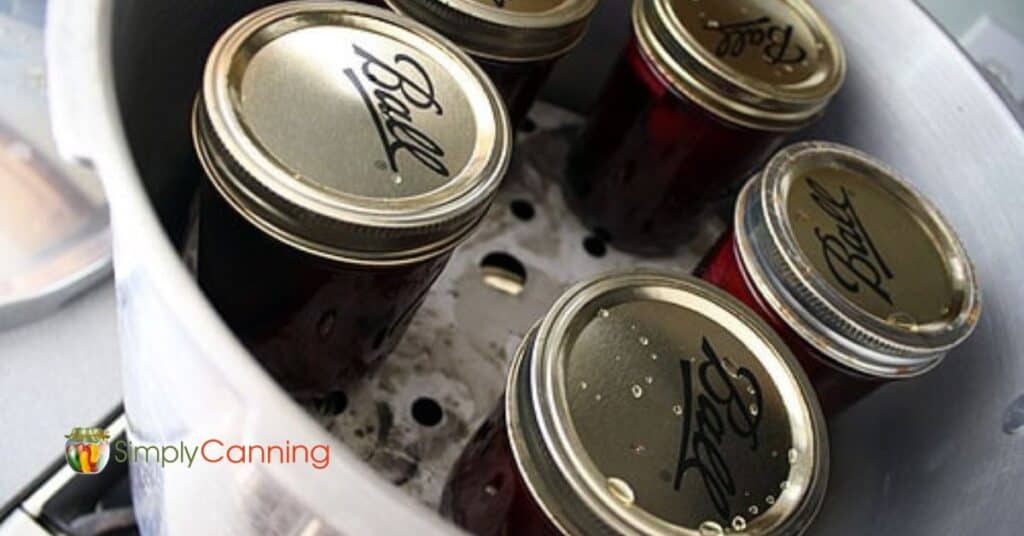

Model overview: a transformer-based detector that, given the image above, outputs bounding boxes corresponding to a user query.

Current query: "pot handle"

[45,0,113,169]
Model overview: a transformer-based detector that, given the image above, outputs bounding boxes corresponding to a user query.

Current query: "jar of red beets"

[191,1,511,401]
[442,270,829,536]
[696,141,982,415]
[385,0,598,128]
[565,0,846,256]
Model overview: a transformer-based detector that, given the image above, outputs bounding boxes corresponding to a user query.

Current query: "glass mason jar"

[191,2,511,401]
[385,0,598,128]
[64,427,111,475]
[696,142,982,415]
[443,270,829,535]
[565,0,846,256]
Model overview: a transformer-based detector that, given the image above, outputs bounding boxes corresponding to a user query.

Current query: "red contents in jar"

[475,55,557,129]
[696,232,882,415]
[196,184,449,401]
[564,40,787,256]
[442,410,560,536]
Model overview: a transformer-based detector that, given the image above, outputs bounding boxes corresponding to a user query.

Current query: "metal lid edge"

[508,270,830,535]
[195,1,512,265]
[734,142,983,379]
[385,0,597,61]
[633,0,845,132]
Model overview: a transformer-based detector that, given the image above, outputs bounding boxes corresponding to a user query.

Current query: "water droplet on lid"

[595,394,603,401]
[393,175,403,184]
[887,311,918,330]
[631,443,646,454]
[699,521,724,536]
[748,404,759,416]
[783,64,795,73]
[598,308,610,318]
[650,353,659,361]
[484,485,499,496]
[607,477,635,506]
[746,385,756,395]
[699,11,707,19]
[788,448,798,464]
[631,385,644,399]
[645,376,654,385]
[732,516,747,531]
[630,324,637,331]
[672,405,684,416]
[748,505,759,515]
[771,450,779,458]
[706,20,720,29]
[579,381,588,391]
[638,336,649,346]
[766,495,776,505]
[615,355,623,362]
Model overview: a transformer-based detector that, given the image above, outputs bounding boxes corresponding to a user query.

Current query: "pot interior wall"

[112,0,285,245]
[105,1,1024,534]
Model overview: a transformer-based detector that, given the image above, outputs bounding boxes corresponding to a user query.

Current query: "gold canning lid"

[633,0,846,131]
[385,0,598,61]
[507,270,828,535]
[193,1,511,266]
[735,141,982,379]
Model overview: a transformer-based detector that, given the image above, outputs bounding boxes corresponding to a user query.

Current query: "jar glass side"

[474,55,559,129]
[564,40,788,256]
[696,232,883,415]
[195,182,450,401]
[441,407,560,536]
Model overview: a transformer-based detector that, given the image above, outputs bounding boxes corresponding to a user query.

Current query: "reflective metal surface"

[0,6,109,330]
[197,1,510,264]
[386,0,597,61]
[736,141,981,378]
[46,0,1024,534]
[507,271,827,535]
[635,0,845,130]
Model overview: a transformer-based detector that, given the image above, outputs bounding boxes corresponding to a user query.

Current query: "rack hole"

[412,397,444,427]
[583,235,607,258]
[480,252,527,296]
[509,199,535,221]
[314,391,348,416]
